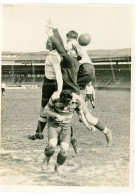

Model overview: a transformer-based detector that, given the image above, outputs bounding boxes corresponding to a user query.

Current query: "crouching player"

[41,90,93,172]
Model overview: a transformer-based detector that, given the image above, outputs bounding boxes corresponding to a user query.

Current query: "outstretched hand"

[46,19,56,29]
[44,26,53,37]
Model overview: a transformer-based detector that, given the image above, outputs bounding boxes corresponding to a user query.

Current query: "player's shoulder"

[50,49,60,56]
[51,50,61,61]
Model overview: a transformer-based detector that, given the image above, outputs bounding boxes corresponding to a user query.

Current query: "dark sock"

[45,147,55,157]
[36,120,46,133]
[94,120,105,131]
[71,126,74,137]
[57,152,67,165]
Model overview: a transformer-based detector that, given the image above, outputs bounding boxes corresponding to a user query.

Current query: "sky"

[1,3,134,52]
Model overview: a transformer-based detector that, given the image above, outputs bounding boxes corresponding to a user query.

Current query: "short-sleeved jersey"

[45,92,82,124]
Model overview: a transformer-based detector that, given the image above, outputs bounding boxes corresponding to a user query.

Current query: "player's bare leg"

[86,112,113,147]
[81,98,113,147]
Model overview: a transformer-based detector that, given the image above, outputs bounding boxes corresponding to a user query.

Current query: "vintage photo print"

[0,1,135,193]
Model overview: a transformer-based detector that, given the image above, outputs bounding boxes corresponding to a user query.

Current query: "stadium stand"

[1,49,131,90]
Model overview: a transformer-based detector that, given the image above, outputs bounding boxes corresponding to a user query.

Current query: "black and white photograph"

[0,1,135,193]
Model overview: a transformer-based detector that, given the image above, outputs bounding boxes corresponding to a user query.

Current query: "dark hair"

[60,90,72,105]
[46,38,56,51]
[66,30,78,40]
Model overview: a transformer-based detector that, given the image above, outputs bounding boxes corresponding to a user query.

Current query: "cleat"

[28,132,44,140]
[93,105,95,109]
[41,156,50,170]
[105,129,113,147]
[70,137,78,154]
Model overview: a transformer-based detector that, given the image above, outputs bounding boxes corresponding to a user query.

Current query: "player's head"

[89,81,92,85]
[60,90,73,106]
[86,83,90,87]
[66,30,78,43]
[46,38,56,51]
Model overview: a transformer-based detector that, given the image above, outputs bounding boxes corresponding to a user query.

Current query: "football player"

[41,90,93,172]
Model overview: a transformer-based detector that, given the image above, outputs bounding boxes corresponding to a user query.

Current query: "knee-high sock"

[94,120,105,131]
[36,121,46,133]
[36,116,47,133]
[57,152,67,165]
[45,146,55,157]
[71,126,74,137]
[85,112,107,132]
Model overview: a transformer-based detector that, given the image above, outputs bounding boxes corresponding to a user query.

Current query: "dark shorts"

[41,76,57,107]
[2,88,5,93]
[47,117,71,144]
[85,94,94,102]
[77,63,95,90]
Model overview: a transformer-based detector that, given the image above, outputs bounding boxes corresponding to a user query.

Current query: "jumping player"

[28,35,78,154]
[65,30,95,89]
[45,21,113,147]
[28,37,63,140]
[41,90,93,172]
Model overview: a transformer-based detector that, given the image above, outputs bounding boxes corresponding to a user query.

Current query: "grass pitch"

[0,89,130,186]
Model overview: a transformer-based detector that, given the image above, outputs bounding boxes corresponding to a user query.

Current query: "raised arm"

[53,28,64,48]
[50,35,73,68]
[45,22,75,68]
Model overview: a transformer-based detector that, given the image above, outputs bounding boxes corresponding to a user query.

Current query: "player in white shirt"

[1,82,6,96]
[84,81,95,109]
[65,30,95,89]
[28,37,63,140]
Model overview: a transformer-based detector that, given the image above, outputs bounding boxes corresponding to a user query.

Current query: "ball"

[78,33,91,46]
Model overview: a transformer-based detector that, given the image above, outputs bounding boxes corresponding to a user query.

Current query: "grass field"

[0,89,131,187]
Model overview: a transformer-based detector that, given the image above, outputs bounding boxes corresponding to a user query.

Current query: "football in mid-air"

[78,33,91,46]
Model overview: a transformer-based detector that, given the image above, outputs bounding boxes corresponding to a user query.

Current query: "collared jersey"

[65,40,92,64]
[45,91,82,124]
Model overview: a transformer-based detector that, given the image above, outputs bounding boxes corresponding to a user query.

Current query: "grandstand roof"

[2,48,131,62]
[2,51,49,61]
